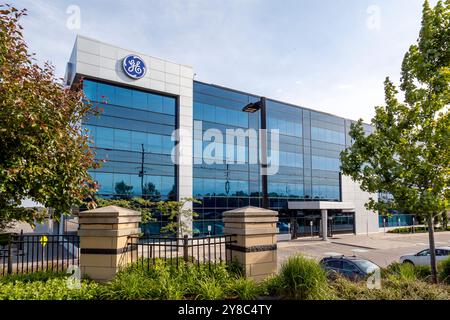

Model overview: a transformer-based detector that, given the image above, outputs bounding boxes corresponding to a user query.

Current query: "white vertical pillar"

[176,66,194,236]
[321,209,328,241]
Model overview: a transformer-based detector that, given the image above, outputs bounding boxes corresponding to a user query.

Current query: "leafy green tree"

[0,5,98,227]
[341,0,449,283]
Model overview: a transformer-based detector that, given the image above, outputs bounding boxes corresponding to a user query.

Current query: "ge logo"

[122,55,147,79]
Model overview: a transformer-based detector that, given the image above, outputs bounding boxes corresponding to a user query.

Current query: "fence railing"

[126,234,236,270]
[0,234,79,276]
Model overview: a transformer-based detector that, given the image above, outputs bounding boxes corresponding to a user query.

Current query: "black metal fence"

[0,234,79,276]
[127,234,236,269]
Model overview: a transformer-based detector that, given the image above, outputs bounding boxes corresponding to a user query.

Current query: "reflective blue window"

[311,127,345,145]
[114,129,131,151]
[83,79,176,200]
[215,107,228,125]
[96,127,114,149]
[193,102,203,120]
[312,185,340,200]
[161,135,174,155]
[312,155,340,171]
[203,104,216,123]
[132,90,148,110]
[163,96,176,115]
[83,80,97,101]
[98,83,116,105]
[148,133,163,154]
[96,172,113,194]
[148,93,163,113]
[116,87,132,107]
[131,131,147,152]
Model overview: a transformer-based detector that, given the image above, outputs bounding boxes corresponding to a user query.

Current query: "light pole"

[242,97,269,209]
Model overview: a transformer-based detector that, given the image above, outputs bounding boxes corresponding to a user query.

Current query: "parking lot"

[277,231,450,269]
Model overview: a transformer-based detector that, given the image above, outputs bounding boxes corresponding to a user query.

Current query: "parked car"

[400,247,450,266]
[320,256,380,281]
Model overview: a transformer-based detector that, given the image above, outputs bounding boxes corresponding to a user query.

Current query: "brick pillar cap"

[223,206,278,217]
[79,205,140,217]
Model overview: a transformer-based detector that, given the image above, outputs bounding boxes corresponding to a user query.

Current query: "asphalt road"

[277,231,450,269]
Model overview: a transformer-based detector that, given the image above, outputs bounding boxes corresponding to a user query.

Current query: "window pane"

[148,134,162,154]
[132,90,148,110]
[162,96,175,115]
[148,93,163,113]
[96,127,114,149]
[116,87,132,107]
[97,83,116,105]
[83,80,97,101]
[114,129,131,150]
[131,131,147,152]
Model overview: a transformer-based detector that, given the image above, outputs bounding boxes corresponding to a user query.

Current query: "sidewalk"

[277,231,450,268]
[278,231,450,250]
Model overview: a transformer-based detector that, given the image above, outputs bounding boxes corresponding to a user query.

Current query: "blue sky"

[14,0,435,122]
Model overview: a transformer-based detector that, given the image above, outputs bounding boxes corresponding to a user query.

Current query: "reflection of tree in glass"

[142,182,160,201]
[114,181,133,199]
[168,184,177,201]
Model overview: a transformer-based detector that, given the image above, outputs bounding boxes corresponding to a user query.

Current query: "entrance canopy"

[287,201,355,211]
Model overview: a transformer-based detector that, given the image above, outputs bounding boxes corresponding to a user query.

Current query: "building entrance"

[281,210,355,239]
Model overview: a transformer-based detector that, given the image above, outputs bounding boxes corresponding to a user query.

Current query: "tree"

[340,0,449,283]
[0,5,98,227]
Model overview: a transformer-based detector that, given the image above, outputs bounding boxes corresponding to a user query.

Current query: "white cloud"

[336,84,354,90]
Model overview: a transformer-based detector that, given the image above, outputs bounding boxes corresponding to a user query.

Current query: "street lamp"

[242,97,269,209]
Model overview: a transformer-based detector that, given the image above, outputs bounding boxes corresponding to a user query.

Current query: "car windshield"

[352,260,379,273]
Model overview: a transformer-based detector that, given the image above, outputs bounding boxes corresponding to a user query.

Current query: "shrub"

[226,260,244,277]
[226,277,261,300]
[383,262,431,282]
[388,226,450,234]
[0,277,101,300]
[101,268,155,300]
[261,275,285,297]
[277,255,330,300]
[415,265,432,281]
[100,259,253,300]
[331,276,450,300]
[0,271,68,284]
[196,278,225,300]
[438,256,450,284]
[384,262,417,281]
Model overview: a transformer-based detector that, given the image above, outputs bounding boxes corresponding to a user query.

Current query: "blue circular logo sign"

[122,55,147,79]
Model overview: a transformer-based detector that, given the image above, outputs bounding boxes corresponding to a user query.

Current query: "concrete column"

[223,206,278,282]
[78,205,141,282]
[321,209,328,241]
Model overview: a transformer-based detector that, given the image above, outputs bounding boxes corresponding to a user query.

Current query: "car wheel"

[402,260,414,266]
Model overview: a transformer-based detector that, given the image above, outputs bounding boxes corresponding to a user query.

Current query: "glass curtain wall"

[193,82,349,236]
[82,79,177,234]
[193,82,260,236]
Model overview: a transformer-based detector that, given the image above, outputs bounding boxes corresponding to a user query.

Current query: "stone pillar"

[78,205,141,282]
[223,206,278,282]
[321,209,328,241]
